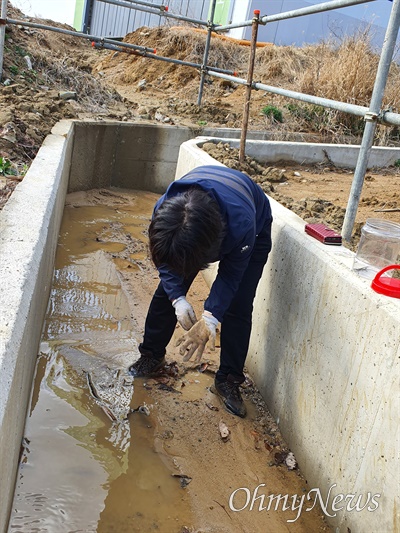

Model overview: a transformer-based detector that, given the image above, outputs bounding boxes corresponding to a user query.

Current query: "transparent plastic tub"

[353,218,400,279]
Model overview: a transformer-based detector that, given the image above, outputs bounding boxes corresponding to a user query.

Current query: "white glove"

[172,296,197,331]
[202,311,218,350]
[176,311,218,363]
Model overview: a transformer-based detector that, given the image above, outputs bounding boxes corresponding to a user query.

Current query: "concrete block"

[194,137,400,168]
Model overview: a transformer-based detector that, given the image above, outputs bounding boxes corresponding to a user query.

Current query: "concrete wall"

[0,121,74,530]
[68,121,298,194]
[176,138,400,533]
[1,120,399,531]
[69,122,197,193]
[193,137,400,169]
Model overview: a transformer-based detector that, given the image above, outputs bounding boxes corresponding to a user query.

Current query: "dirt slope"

[0,5,134,206]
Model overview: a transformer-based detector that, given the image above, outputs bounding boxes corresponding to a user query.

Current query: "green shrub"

[261,105,283,123]
[0,157,17,176]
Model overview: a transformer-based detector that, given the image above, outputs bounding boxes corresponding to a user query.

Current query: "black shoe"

[213,377,247,418]
[129,355,166,377]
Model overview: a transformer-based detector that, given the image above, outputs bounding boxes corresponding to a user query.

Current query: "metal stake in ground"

[342,0,400,242]
[197,0,217,107]
[239,10,259,164]
[0,0,8,81]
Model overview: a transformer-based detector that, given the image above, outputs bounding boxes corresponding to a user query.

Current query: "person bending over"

[129,165,272,418]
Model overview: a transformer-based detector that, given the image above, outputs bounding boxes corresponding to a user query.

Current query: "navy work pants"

[140,220,272,383]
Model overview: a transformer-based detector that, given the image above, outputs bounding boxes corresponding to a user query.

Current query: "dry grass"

[253,29,400,143]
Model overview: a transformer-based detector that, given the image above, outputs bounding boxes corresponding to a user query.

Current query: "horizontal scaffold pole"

[214,0,376,31]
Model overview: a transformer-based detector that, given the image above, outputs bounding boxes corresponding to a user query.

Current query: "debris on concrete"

[271,450,298,470]
[130,403,151,416]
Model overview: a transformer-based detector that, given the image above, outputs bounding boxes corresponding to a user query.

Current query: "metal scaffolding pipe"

[342,0,400,241]
[118,0,165,10]
[214,0,376,32]
[381,110,400,126]
[206,70,400,128]
[254,81,368,117]
[5,18,157,53]
[0,0,8,80]
[93,40,236,76]
[99,0,208,26]
[197,0,217,106]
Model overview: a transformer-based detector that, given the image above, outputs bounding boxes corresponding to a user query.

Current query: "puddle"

[8,189,194,532]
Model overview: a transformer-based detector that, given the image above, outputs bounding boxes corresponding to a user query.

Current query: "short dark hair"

[149,187,224,277]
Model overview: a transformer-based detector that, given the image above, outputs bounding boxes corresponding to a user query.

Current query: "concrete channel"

[0,120,399,532]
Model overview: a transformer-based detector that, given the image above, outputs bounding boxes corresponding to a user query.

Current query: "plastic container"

[371,265,400,298]
[353,218,400,279]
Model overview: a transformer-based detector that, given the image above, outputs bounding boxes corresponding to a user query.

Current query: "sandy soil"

[123,276,330,533]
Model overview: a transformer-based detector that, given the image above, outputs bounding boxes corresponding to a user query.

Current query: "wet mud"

[9,190,193,532]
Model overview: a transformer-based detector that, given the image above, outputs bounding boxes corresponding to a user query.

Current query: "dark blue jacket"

[154,165,272,322]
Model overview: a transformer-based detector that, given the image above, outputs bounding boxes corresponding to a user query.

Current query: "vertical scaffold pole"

[342,0,400,241]
[239,10,259,164]
[0,0,8,81]
[197,0,217,107]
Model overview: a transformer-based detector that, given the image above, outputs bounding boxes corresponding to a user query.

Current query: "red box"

[305,223,342,245]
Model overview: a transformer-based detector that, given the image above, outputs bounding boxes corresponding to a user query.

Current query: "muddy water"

[8,190,194,532]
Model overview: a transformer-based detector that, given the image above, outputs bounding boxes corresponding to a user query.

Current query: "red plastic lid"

[371,265,400,298]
